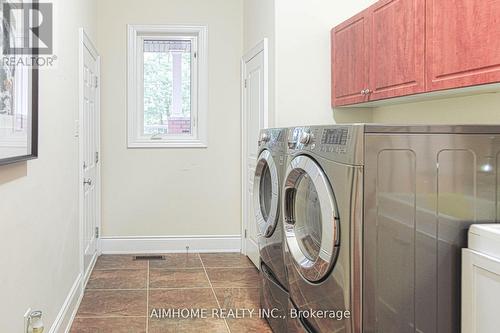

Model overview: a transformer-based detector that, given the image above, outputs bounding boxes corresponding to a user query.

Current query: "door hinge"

[244,229,248,238]
[95,151,99,164]
[95,227,99,239]
[194,52,197,59]
[244,79,247,88]
[94,76,99,88]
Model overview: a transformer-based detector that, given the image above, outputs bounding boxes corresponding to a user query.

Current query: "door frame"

[240,38,270,256]
[78,28,101,286]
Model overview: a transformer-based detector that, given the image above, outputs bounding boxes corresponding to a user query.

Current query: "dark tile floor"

[70,253,273,333]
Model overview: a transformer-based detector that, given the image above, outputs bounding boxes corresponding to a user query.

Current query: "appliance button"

[300,132,312,145]
[261,133,271,143]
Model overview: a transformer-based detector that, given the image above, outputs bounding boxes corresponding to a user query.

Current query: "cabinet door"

[427,0,500,91]
[331,11,370,107]
[368,0,425,101]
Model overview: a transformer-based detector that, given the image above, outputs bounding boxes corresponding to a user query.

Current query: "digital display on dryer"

[321,128,348,145]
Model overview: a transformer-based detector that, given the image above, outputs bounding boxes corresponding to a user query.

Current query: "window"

[127,25,208,148]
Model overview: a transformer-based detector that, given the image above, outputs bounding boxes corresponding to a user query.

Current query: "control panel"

[286,125,364,164]
[321,128,348,145]
[289,127,350,150]
[258,128,287,151]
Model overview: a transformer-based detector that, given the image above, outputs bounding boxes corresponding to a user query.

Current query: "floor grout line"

[75,315,148,319]
[85,288,148,291]
[146,260,150,333]
[199,253,231,333]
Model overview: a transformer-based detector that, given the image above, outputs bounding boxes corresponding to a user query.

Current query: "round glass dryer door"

[283,155,340,282]
[254,150,280,237]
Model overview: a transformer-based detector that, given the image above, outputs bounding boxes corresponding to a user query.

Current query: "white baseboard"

[50,253,99,333]
[100,235,242,254]
[49,273,83,333]
[81,253,98,291]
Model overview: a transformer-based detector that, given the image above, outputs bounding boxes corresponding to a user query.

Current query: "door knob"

[84,178,92,186]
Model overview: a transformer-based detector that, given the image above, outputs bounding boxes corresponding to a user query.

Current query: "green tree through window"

[143,43,192,136]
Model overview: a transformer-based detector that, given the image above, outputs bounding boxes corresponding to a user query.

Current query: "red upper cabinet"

[426,0,500,91]
[368,0,425,101]
[332,0,500,107]
[331,11,370,107]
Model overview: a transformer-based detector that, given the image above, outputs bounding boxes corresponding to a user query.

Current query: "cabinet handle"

[360,89,372,96]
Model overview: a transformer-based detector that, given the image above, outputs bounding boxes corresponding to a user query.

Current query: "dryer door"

[254,150,280,237]
[283,155,340,283]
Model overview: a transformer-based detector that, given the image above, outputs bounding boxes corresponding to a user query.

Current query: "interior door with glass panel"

[283,155,340,282]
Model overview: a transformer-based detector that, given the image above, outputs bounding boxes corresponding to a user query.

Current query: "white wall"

[372,92,500,124]
[274,0,377,127]
[0,0,97,331]
[97,0,243,237]
[244,0,276,126]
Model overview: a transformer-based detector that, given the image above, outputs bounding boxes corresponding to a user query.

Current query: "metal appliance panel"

[256,128,289,291]
[286,125,365,165]
[363,133,500,333]
[261,263,289,333]
[283,155,340,282]
[286,299,313,333]
[254,149,280,237]
[284,150,363,332]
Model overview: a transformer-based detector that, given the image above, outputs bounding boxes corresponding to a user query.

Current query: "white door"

[242,40,269,268]
[79,29,100,282]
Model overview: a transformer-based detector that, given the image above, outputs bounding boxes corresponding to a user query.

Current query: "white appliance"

[462,225,500,333]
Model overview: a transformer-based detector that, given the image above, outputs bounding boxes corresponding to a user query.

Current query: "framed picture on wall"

[0,1,39,166]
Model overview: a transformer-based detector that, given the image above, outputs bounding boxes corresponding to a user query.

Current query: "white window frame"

[127,24,208,148]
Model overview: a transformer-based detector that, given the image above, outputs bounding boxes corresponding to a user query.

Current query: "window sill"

[127,139,208,149]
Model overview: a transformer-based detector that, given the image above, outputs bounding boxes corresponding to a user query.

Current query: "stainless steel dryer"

[254,128,289,333]
[283,124,500,333]
[283,125,363,333]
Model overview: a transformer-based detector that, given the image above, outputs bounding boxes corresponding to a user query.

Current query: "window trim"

[127,24,208,148]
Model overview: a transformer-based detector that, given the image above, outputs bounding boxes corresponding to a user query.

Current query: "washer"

[254,128,289,333]
[283,125,363,333]
[282,124,500,333]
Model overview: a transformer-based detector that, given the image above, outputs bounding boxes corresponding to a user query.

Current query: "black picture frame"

[0,0,39,167]
[0,66,38,167]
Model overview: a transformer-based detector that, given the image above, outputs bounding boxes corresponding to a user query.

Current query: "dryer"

[283,125,363,333]
[254,128,289,333]
[282,124,500,333]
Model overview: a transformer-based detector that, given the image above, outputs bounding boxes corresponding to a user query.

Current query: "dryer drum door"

[254,150,280,237]
[283,155,340,283]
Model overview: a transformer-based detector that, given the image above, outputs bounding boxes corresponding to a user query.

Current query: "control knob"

[261,133,271,143]
[300,132,313,145]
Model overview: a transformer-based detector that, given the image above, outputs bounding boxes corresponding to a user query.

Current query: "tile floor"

[70,253,273,333]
